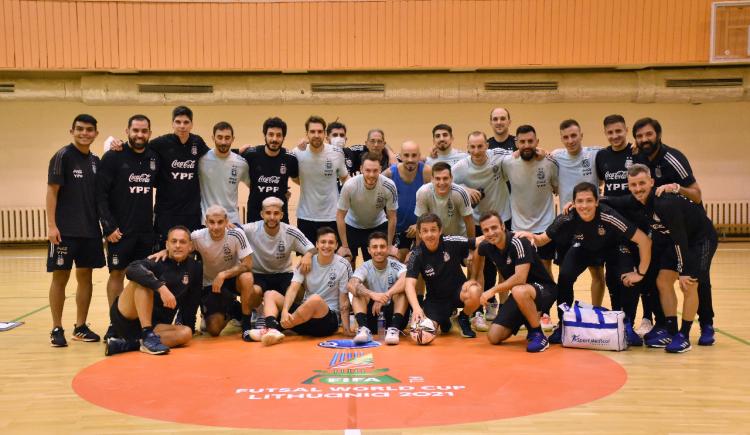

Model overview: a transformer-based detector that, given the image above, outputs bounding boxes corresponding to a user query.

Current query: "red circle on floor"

[73,335,627,430]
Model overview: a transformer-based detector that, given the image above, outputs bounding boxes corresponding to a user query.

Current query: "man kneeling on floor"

[106,225,202,356]
[347,231,408,345]
[255,226,352,345]
[471,211,558,352]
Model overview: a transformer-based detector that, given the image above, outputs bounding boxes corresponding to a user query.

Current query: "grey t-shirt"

[414,183,473,236]
[501,155,559,233]
[452,149,512,223]
[241,220,314,274]
[199,149,250,224]
[190,227,253,286]
[425,148,468,167]
[292,254,352,312]
[338,174,398,229]
[552,147,602,207]
[352,258,406,294]
[293,144,348,221]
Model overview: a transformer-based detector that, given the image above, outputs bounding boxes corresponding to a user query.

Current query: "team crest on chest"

[536,168,545,180]
[91,161,97,174]
[182,273,190,285]
[150,158,157,171]
[655,166,662,178]
[191,145,198,156]
[443,251,450,262]
[597,225,606,236]
[280,163,287,175]
[625,157,633,169]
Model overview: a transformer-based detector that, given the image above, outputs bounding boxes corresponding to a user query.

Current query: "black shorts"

[534,233,555,261]
[493,282,557,334]
[395,230,414,250]
[346,222,388,260]
[254,272,294,294]
[201,278,238,318]
[289,302,339,337]
[297,218,339,246]
[106,232,155,271]
[154,213,202,248]
[46,237,105,272]
[109,296,143,341]
[423,292,464,332]
[360,299,396,332]
[660,237,717,278]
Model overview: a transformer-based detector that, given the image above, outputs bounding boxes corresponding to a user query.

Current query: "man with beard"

[383,140,432,261]
[487,107,516,151]
[97,114,159,339]
[292,116,349,244]
[151,106,210,242]
[199,122,250,225]
[603,164,717,352]
[426,124,468,167]
[414,162,474,238]
[630,118,713,343]
[242,117,299,224]
[500,125,559,273]
[337,152,399,264]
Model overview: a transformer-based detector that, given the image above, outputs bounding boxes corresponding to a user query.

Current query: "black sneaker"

[72,324,101,342]
[105,337,133,356]
[457,314,476,338]
[103,324,117,341]
[140,330,170,355]
[50,327,67,347]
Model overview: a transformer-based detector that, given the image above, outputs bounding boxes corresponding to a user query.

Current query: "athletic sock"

[665,316,678,336]
[355,313,368,329]
[241,314,251,331]
[680,319,693,336]
[141,326,154,339]
[265,316,281,330]
[392,313,406,331]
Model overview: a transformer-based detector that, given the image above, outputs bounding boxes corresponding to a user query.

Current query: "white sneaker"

[636,318,654,337]
[384,327,400,345]
[485,302,499,321]
[247,328,264,342]
[353,326,373,344]
[199,316,207,333]
[540,314,554,332]
[471,313,489,332]
[261,328,285,346]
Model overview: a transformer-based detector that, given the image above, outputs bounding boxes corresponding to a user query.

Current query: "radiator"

[1,201,747,243]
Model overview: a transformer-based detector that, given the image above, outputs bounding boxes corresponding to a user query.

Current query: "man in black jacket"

[105,226,202,356]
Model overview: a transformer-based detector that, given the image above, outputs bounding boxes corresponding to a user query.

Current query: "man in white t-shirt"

[426,123,468,167]
[414,162,474,237]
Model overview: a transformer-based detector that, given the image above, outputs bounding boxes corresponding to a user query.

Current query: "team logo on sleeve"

[280,163,287,175]
[191,145,198,156]
[182,273,190,285]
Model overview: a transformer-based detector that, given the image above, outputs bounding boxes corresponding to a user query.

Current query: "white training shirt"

[241,220,314,274]
[198,149,250,224]
[501,155,559,233]
[452,149,512,223]
[425,148,468,167]
[551,147,602,207]
[414,183,473,236]
[190,227,253,286]
[292,254,352,312]
[352,258,406,294]
[338,174,398,229]
[293,144,348,222]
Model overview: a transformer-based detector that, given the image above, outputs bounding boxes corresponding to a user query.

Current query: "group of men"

[46,105,716,356]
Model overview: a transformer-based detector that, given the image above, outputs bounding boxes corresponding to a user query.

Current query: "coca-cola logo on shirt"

[257,175,281,184]
[171,160,196,169]
[128,173,152,183]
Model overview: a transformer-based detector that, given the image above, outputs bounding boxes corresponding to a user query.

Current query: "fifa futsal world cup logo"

[302,352,400,385]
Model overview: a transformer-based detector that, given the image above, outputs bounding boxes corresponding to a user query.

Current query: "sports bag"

[559,301,627,351]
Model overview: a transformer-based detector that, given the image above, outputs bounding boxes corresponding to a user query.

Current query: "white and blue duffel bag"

[559,301,627,351]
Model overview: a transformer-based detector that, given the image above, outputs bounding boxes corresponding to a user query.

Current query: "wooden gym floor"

[0,243,749,434]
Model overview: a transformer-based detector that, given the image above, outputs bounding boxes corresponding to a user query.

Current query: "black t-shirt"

[478,233,554,285]
[596,143,633,196]
[150,133,209,216]
[345,144,391,176]
[406,235,475,299]
[241,145,299,222]
[488,135,516,151]
[47,143,102,238]
[125,257,202,331]
[633,143,696,188]
[97,144,159,235]
[545,205,637,253]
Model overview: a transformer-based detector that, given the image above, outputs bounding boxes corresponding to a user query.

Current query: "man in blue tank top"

[383,140,433,262]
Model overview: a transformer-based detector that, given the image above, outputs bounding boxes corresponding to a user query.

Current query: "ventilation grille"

[665,78,743,88]
[311,83,385,93]
[0,83,14,93]
[484,81,558,91]
[138,84,214,94]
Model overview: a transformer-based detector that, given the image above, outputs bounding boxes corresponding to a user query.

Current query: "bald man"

[383,141,432,261]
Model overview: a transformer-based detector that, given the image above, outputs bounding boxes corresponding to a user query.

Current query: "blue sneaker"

[644,327,672,348]
[140,330,170,355]
[526,331,549,353]
[548,325,562,344]
[698,324,715,346]
[626,323,643,347]
[665,332,692,353]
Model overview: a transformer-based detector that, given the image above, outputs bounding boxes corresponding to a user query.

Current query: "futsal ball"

[410,318,437,345]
